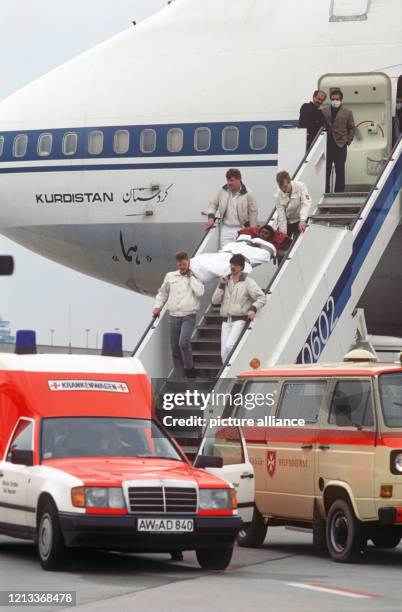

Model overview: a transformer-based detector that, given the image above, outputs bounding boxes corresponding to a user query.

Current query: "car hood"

[42,457,228,488]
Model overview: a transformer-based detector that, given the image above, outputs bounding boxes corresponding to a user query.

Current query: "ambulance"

[196,351,402,562]
[0,332,241,571]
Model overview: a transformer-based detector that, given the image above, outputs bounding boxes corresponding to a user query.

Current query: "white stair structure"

[133,131,402,455]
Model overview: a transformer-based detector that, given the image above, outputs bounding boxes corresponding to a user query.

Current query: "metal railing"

[132,222,218,356]
[215,128,327,375]
[350,133,402,231]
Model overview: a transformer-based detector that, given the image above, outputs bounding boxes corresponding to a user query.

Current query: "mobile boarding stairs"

[133,131,402,457]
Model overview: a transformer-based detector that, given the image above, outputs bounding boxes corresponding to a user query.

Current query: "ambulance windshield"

[379,373,402,428]
[41,417,182,461]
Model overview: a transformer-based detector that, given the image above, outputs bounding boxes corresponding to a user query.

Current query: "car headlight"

[393,452,402,473]
[199,488,232,510]
[71,487,125,509]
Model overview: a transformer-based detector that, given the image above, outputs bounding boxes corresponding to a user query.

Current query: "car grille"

[127,486,197,514]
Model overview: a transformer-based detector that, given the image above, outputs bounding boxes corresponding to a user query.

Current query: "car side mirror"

[193,455,223,469]
[10,449,34,466]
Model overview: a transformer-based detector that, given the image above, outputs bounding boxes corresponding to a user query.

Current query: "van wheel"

[237,508,267,547]
[37,502,70,571]
[196,547,233,570]
[326,499,365,563]
[371,533,401,548]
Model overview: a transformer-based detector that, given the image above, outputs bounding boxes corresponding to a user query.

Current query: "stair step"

[323,191,368,198]
[192,337,221,344]
[318,203,363,209]
[311,213,358,221]
[193,362,221,370]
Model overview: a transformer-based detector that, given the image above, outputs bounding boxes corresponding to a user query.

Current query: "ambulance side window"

[6,420,33,461]
[201,426,244,465]
[329,380,374,428]
[277,381,326,423]
[235,381,279,419]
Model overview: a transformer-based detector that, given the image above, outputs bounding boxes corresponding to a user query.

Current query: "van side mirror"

[193,455,223,469]
[0,256,14,276]
[10,449,34,466]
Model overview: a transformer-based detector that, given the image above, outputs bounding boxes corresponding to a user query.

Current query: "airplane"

[0,0,401,337]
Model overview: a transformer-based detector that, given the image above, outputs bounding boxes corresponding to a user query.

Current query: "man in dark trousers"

[322,88,355,193]
[299,90,327,149]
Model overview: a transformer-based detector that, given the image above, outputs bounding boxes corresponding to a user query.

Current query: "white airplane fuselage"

[0,0,401,331]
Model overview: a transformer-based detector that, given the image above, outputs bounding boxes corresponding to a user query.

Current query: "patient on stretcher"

[190,226,277,283]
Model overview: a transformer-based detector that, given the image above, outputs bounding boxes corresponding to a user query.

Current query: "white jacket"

[208,183,258,227]
[212,273,266,317]
[274,180,312,233]
[154,271,204,316]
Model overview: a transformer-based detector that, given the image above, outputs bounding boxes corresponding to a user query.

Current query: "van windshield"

[41,417,182,461]
[379,373,402,428]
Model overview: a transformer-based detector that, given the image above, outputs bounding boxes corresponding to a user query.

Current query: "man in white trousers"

[207,168,258,247]
[212,254,266,363]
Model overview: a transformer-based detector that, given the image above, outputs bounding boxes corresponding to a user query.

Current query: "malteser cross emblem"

[267,451,276,477]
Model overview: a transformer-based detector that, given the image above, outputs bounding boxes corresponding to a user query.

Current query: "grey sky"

[0,0,167,349]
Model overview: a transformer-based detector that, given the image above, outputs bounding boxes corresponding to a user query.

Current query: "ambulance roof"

[239,362,402,379]
[0,353,145,374]
[0,353,151,420]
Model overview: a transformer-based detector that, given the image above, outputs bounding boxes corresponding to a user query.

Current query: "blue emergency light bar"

[15,330,37,355]
[102,332,123,357]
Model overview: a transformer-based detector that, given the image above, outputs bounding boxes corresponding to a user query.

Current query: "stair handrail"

[350,133,402,230]
[214,128,327,375]
[132,222,219,356]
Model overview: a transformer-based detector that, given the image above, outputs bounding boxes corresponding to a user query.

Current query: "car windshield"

[41,417,182,461]
[379,373,402,428]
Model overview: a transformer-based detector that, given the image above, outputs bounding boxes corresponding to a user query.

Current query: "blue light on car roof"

[15,330,37,355]
[102,332,123,357]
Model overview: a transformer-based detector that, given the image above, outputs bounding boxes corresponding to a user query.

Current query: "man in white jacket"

[207,168,258,247]
[274,170,312,238]
[212,254,266,363]
[153,251,204,379]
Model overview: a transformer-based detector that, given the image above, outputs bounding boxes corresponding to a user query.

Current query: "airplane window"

[114,130,130,154]
[222,126,239,151]
[37,133,53,157]
[13,134,28,158]
[0,136,4,157]
[167,128,183,153]
[194,127,211,152]
[250,125,267,151]
[88,130,104,155]
[140,129,156,153]
[62,132,78,156]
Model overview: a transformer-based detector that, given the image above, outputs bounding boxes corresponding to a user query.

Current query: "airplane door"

[195,425,255,523]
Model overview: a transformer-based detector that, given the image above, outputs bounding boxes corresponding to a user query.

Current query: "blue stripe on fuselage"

[0,158,278,174]
[0,120,296,163]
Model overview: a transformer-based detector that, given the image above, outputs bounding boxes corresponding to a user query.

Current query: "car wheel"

[37,502,70,571]
[237,508,267,547]
[371,532,401,549]
[326,499,365,563]
[196,547,233,570]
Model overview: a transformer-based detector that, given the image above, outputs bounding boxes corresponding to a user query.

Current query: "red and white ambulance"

[0,339,240,571]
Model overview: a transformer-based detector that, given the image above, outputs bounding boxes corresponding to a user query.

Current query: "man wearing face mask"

[299,90,327,149]
[322,88,355,193]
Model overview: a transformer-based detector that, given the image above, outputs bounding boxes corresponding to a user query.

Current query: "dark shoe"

[184,368,197,378]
